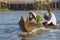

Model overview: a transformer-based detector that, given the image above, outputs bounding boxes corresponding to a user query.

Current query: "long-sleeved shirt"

[47,13,57,25]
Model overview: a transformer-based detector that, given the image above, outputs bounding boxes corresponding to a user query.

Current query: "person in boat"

[43,9,57,27]
[27,12,37,24]
[27,12,43,24]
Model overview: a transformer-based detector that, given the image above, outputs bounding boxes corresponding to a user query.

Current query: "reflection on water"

[0,11,60,40]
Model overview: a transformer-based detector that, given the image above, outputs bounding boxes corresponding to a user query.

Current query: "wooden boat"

[18,16,58,38]
[19,16,42,32]
[19,16,57,32]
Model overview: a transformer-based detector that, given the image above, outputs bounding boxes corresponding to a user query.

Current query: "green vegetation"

[36,14,43,24]
[0,8,9,11]
[0,3,9,11]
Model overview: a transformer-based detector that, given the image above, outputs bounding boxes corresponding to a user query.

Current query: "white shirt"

[47,13,57,25]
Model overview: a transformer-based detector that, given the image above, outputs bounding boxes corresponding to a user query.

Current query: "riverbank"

[0,10,60,12]
[0,8,60,12]
[0,8,9,11]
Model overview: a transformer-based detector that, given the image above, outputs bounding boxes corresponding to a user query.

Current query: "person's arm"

[47,16,52,24]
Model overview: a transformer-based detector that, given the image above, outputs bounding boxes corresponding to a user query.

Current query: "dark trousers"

[43,22,54,26]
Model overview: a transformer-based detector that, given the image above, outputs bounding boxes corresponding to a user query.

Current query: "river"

[0,10,60,40]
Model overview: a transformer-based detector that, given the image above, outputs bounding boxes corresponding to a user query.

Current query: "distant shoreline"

[0,9,60,12]
[0,7,60,12]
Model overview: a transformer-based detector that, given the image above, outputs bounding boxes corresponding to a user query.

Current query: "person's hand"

[45,22,48,26]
